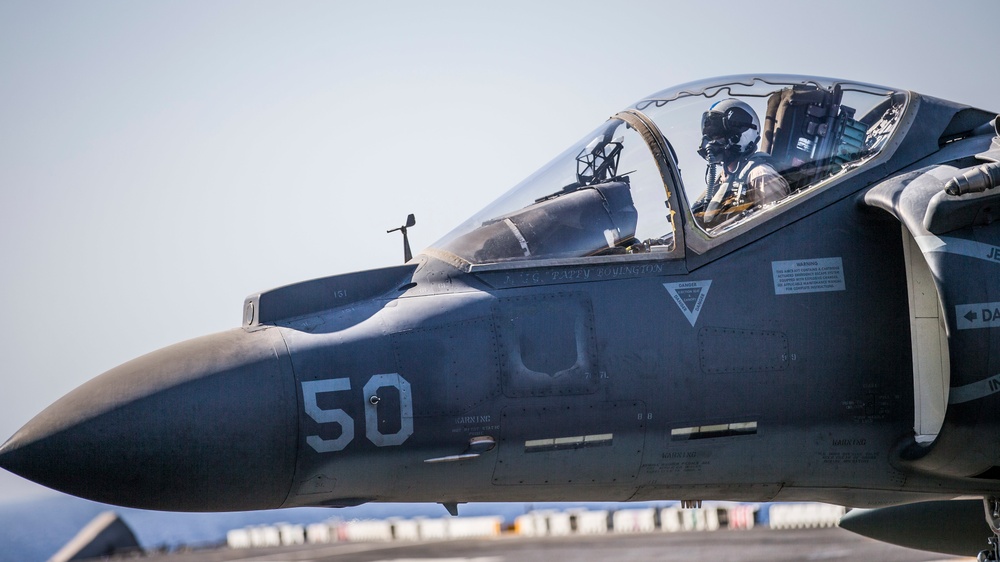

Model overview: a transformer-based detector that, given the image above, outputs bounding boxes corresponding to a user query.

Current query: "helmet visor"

[701,111,728,140]
[701,107,756,141]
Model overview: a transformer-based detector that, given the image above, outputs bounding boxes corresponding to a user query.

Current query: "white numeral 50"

[302,373,413,453]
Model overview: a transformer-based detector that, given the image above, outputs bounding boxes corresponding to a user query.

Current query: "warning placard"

[955,302,1000,330]
[663,280,712,327]
[772,257,845,295]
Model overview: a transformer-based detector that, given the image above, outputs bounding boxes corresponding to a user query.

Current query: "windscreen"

[429,118,677,265]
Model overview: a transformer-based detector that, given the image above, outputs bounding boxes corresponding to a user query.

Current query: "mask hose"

[706,162,720,200]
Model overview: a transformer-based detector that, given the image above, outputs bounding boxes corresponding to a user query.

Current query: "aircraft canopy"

[428,75,907,266]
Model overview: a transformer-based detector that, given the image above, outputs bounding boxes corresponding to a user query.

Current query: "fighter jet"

[2,74,999,559]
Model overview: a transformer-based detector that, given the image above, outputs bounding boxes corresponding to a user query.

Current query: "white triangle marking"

[663,280,712,327]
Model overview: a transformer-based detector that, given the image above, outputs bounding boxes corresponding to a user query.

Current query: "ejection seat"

[759,84,868,193]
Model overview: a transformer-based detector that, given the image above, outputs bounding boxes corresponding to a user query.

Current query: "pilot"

[695,98,789,227]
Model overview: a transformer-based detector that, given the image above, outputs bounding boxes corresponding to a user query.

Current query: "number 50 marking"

[302,374,413,453]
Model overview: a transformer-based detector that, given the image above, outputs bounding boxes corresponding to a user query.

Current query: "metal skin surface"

[840,500,994,556]
[0,328,297,511]
[1,75,999,555]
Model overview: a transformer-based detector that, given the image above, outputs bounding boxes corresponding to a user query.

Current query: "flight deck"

[131,528,970,562]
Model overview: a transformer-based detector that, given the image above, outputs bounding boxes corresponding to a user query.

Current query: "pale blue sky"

[1,0,998,500]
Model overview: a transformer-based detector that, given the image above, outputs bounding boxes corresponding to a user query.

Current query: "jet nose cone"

[0,328,297,511]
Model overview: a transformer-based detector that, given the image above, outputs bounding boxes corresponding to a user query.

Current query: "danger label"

[955,302,1000,330]
[772,257,846,295]
[663,280,712,327]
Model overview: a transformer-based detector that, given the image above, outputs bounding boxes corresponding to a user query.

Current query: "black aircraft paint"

[2,74,1000,558]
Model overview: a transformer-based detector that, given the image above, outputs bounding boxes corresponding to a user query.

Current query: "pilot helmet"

[699,98,760,162]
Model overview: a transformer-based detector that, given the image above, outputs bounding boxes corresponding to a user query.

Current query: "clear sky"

[1,0,998,501]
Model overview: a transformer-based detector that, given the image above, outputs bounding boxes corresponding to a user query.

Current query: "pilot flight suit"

[700,154,790,227]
